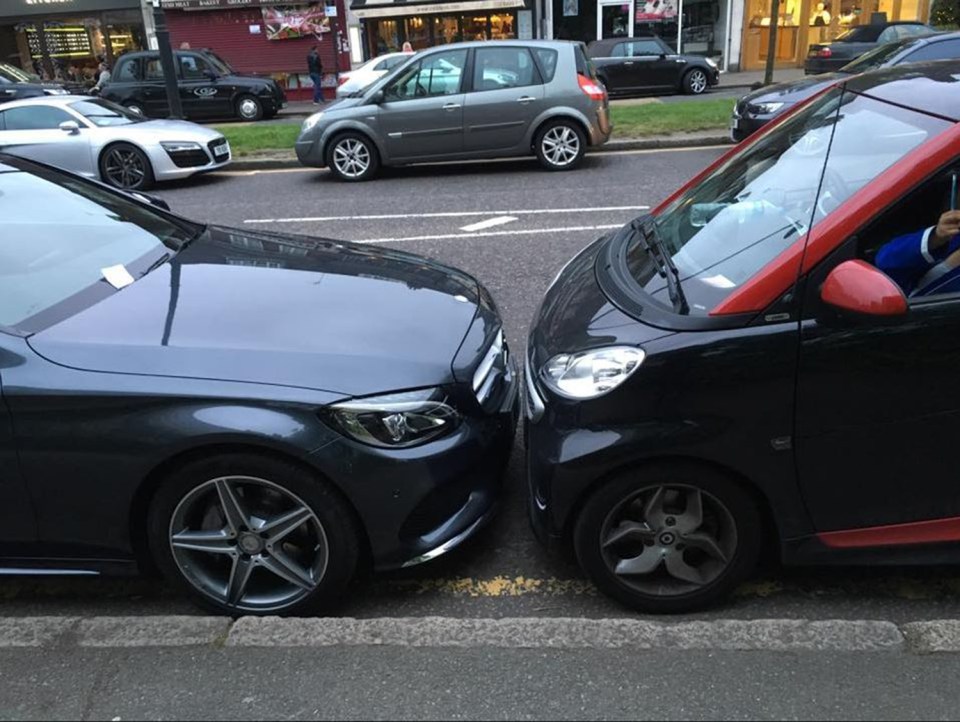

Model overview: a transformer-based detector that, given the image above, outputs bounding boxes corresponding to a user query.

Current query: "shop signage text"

[161,0,275,8]
[354,0,523,18]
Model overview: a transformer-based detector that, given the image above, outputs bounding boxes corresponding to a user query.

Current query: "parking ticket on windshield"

[101,264,135,290]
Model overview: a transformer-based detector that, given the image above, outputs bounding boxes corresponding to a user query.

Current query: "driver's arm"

[875,211,960,294]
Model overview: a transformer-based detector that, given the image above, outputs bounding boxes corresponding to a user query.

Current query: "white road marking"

[460,216,518,232]
[354,224,622,245]
[244,206,648,225]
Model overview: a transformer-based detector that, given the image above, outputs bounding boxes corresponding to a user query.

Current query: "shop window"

[404,16,430,49]
[533,48,559,82]
[462,14,489,41]
[489,13,516,39]
[374,19,400,54]
[0,106,74,131]
[473,47,538,91]
[899,0,922,20]
[384,49,467,100]
[434,17,461,45]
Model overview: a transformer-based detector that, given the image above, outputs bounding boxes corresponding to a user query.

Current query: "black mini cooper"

[101,49,286,122]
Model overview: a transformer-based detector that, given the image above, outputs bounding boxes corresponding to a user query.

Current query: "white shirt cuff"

[921,226,936,264]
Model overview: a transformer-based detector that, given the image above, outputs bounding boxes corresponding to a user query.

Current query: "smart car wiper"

[633,216,689,315]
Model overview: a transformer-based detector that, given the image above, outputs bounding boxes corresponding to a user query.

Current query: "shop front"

[739,0,932,70]
[0,0,147,85]
[554,0,732,68]
[162,0,350,100]
[351,0,534,59]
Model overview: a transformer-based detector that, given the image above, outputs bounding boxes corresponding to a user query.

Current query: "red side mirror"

[820,260,908,317]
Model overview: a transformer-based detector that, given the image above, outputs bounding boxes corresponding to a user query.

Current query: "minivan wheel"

[236,94,264,122]
[325,132,380,181]
[683,68,709,95]
[573,464,762,614]
[148,453,361,616]
[535,120,586,171]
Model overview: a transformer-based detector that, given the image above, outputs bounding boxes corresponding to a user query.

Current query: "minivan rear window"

[533,48,559,82]
[574,43,598,78]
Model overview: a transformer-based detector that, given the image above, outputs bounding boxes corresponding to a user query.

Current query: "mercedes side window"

[906,40,960,62]
[610,42,627,58]
[0,106,74,131]
[473,47,539,91]
[384,49,466,100]
[115,57,140,82]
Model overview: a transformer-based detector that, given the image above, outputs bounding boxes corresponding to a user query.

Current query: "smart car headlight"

[301,112,324,134]
[752,101,785,115]
[324,388,460,448]
[541,347,645,399]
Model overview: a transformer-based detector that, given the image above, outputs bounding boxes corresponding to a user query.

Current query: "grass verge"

[214,97,735,156]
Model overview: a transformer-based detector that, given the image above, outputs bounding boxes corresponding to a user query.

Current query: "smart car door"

[0,105,94,177]
[378,48,467,160]
[0,334,38,548]
[794,100,960,536]
[463,46,545,152]
[625,39,679,90]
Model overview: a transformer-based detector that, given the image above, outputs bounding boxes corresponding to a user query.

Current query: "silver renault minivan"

[295,40,611,181]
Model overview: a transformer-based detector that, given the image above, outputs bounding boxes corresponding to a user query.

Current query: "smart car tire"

[325,132,380,182]
[573,463,762,614]
[148,453,361,617]
[535,119,586,171]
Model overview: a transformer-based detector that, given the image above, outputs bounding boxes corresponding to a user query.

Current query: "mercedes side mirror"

[369,89,385,104]
[59,120,80,134]
[819,259,908,322]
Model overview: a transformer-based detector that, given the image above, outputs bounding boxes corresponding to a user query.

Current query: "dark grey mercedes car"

[0,154,517,616]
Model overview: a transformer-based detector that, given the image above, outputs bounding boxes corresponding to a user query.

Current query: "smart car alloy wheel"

[685,69,708,95]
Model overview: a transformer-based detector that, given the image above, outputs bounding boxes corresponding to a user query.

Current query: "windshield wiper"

[631,217,689,315]
[141,251,171,278]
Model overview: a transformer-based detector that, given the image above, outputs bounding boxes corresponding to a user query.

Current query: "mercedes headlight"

[160,141,203,152]
[541,347,645,399]
[301,112,324,134]
[324,388,460,448]
[752,101,785,115]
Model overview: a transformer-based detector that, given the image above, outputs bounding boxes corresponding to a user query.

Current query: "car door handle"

[442,103,461,111]
[623,61,635,65]
[517,96,536,103]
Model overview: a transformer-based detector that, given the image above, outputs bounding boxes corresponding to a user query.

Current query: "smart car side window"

[384,49,466,100]
[859,165,960,303]
[115,57,140,82]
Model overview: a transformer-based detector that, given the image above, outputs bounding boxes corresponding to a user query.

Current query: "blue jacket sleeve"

[875,229,932,295]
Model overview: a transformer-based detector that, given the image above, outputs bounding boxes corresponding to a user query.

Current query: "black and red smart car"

[526,60,960,613]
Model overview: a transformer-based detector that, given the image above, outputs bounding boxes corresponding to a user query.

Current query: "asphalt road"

[7,148,960,624]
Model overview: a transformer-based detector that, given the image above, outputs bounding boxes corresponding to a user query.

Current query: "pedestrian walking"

[91,60,111,94]
[307,44,324,105]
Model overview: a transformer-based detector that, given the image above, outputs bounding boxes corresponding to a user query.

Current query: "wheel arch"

[560,455,782,562]
[527,110,594,149]
[128,442,373,576]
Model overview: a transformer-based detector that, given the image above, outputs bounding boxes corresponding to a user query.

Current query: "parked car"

[0,96,230,190]
[100,49,286,122]
[732,31,960,141]
[0,62,67,103]
[0,152,518,615]
[804,20,933,74]
[587,36,719,96]
[297,40,611,181]
[337,52,414,99]
[525,61,960,613]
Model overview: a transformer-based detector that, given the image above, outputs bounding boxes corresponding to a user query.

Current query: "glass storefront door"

[598,0,633,38]
[741,0,807,69]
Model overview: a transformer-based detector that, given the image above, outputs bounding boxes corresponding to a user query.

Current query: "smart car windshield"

[69,99,144,126]
[629,86,950,314]
[0,164,202,329]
